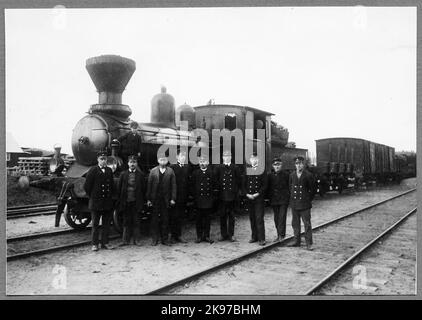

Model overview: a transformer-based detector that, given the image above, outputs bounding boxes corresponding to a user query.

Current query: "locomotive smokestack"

[86,55,136,118]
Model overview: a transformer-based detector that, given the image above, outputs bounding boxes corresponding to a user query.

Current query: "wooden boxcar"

[315,137,396,182]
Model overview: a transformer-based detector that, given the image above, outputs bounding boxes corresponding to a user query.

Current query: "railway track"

[145,188,416,295]
[6,188,416,295]
[7,227,120,261]
[7,203,57,220]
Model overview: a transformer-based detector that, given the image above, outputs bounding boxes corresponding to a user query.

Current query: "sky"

[5,6,417,159]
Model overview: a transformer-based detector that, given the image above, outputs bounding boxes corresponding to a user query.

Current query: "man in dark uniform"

[169,150,190,243]
[84,150,114,251]
[289,156,315,250]
[190,154,216,244]
[242,152,268,246]
[216,150,241,242]
[117,155,146,246]
[268,157,290,242]
[146,152,176,246]
[118,122,142,168]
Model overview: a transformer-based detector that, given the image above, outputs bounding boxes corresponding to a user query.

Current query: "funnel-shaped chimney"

[86,55,136,118]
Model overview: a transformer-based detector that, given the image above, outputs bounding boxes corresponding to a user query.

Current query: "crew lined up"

[83,150,316,252]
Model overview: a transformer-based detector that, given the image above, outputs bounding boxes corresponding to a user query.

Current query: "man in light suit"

[146,152,177,246]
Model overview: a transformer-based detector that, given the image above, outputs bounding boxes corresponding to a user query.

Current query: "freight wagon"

[315,137,398,193]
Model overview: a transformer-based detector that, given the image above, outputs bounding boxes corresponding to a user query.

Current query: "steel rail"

[7,202,56,211]
[305,207,417,295]
[145,188,416,295]
[7,227,92,243]
[7,210,57,220]
[7,234,121,261]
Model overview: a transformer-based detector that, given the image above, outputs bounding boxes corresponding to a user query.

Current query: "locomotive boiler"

[54,55,205,230]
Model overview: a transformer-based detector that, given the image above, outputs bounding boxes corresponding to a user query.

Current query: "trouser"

[196,208,212,239]
[122,202,140,244]
[170,202,186,239]
[272,205,288,237]
[219,200,236,238]
[151,199,169,242]
[245,198,265,241]
[291,208,313,245]
[91,209,112,246]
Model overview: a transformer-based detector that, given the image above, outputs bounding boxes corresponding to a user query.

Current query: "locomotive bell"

[151,86,176,128]
[86,55,136,118]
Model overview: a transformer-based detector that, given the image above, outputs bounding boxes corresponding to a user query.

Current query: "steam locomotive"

[50,54,307,231]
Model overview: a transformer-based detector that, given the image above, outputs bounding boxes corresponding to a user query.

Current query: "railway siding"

[6,183,416,295]
[161,192,416,295]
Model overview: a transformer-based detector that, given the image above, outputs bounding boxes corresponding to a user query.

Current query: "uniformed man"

[268,157,290,242]
[169,150,190,243]
[117,155,146,246]
[146,152,177,246]
[242,152,268,246]
[190,154,216,244]
[216,150,241,242]
[289,156,315,250]
[118,122,142,168]
[84,150,114,251]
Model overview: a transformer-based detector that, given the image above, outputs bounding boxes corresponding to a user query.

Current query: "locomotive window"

[225,114,237,131]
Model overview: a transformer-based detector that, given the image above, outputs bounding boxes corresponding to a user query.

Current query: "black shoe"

[228,236,237,242]
[119,242,129,247]
[258,240,266,246]
[169,238,177,244]
[151,240,159,246]
[218,236,227,241]
[306,244,314,251]
[249,238,258,243]
[161,241,171,246]
[100,244,110,250]
[289,242,301,247]
[176,237,187,243]
[204,237,214,244]
[195,238,202,243]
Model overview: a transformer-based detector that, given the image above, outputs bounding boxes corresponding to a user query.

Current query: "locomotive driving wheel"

[63,204,92,230]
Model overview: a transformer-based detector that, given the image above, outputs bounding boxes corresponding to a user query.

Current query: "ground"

[6,175,56,207]
[6,178,416,295]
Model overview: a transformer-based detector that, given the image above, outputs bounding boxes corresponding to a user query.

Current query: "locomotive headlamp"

[49,158,65,175]
[49,162,57,173]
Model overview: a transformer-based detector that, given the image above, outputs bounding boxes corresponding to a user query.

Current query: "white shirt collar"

[159,167,166,174]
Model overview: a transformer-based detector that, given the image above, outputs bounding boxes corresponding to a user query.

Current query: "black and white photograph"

[3,3,417,297]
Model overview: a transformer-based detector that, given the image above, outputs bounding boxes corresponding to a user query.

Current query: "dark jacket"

[146,166,176,207]
[190,166,218,209]
[241,166,268,200]
[215,164,241,201]
[84,165,115,211]
[117,132,142,158]
[117,168,146,212]
[170,163,191,204]
[289,169,315,210]
[268,170,290,205]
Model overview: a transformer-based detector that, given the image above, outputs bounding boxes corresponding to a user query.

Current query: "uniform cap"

[250,151,258,157]
[130,122,139,129]
[97,150,108,157]
[128,155,138,161]
[199,154,209,161]
[294,156,305,163]
[272,156,282,164]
